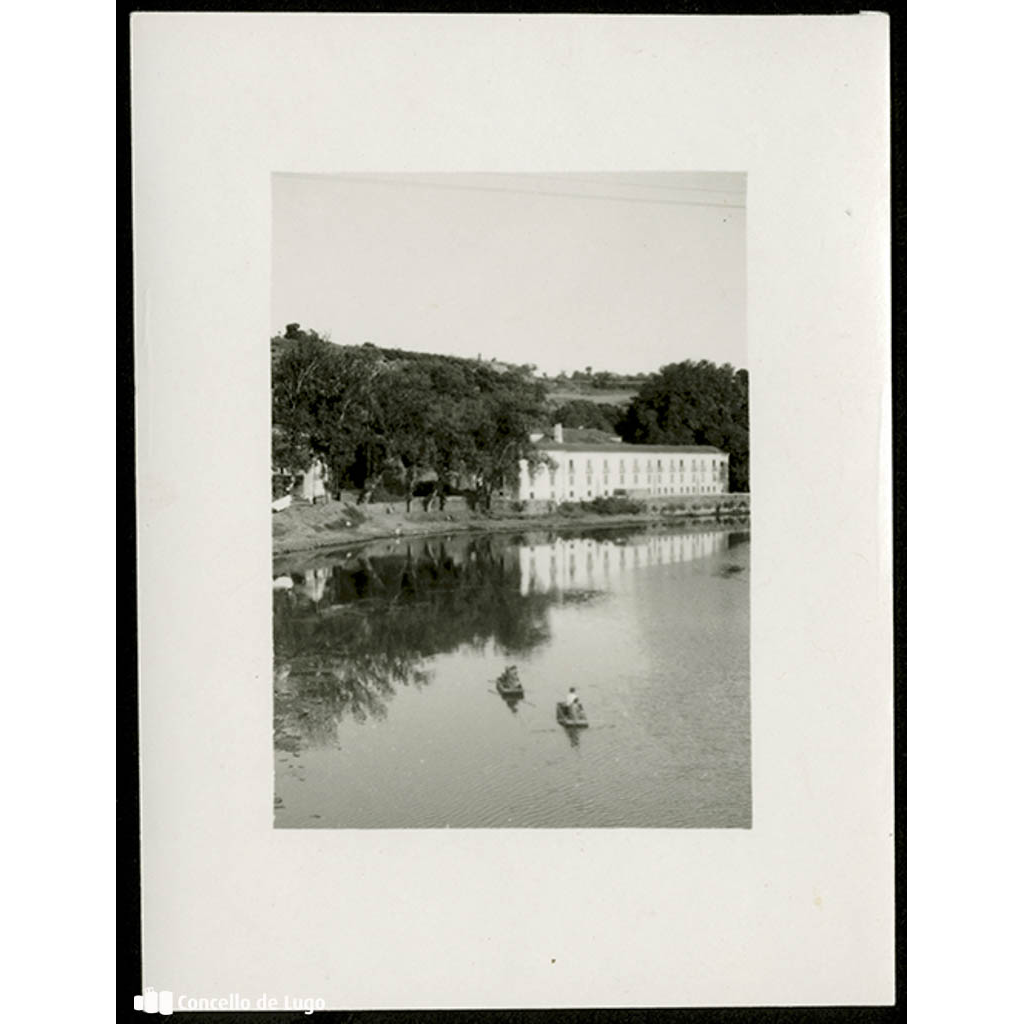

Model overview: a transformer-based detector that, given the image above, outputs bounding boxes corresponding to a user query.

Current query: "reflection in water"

[518,531,730,596]
[275,534,568,752]
[275,528,749,754]
[274,525,750,828]
[561,722,582,749]
[497,691,523,714]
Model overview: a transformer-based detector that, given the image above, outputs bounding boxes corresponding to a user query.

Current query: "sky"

[272,172,746,376]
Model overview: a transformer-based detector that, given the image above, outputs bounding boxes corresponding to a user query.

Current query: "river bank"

[272,494,751,562]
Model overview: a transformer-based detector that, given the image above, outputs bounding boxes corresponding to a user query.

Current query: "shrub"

[584,495,643,516]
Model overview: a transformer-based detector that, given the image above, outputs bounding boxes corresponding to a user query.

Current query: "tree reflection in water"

[274,534,579,752]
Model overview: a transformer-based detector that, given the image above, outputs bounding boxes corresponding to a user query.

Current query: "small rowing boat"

[495,667,524,697]
[556,702,588,728]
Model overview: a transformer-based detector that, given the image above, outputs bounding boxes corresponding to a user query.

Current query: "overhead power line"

[532,174,747,196]
[281,172,746,210]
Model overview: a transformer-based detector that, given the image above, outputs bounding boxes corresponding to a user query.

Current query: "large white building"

[514,425,729,503]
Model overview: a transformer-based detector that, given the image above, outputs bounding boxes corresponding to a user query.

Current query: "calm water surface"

[274,523,750,828]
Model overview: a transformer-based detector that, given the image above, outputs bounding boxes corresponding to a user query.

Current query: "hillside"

[272,328,639,415]
[544,386,638,407]
[271,325,748,493]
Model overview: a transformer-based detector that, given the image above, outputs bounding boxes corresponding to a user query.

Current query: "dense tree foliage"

[274,326,750,501]
[271,329,386,492]
[618,360,749,491]
[551,398,626,434]
[272,325,550,509]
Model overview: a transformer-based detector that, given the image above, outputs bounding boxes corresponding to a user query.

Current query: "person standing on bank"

[311,456,327,505]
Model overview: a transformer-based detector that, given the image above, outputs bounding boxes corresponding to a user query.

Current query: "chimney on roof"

[553,423,564,444]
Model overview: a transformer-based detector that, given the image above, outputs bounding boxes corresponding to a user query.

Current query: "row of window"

[527,485,724,499]
[540,470,725,486]
[564,457,726,472]
[566,473,716,484]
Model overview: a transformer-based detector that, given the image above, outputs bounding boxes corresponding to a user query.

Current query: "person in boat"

[564,687,582,715]
[498,666,519,690]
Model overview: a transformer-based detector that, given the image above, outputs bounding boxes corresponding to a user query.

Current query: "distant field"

[546,388,638,407]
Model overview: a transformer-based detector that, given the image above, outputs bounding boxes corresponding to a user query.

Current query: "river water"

[274,522,750,828]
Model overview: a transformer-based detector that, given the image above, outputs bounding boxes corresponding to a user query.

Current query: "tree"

[420,359,476,510]
[271,326,384,493]
[551,398,625,433]
[271,327,334,474]
[272,328,552,510]
[375,361,437,512]
[619,360,749,491]
[460,363,550,511]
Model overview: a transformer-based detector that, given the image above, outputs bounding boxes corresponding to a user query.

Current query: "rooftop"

[558,427,622,445]
[537,439,726,455]
[530,424,726,455]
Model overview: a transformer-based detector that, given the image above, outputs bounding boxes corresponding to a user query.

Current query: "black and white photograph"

[271,173,750,829]
[129,12,896,1011]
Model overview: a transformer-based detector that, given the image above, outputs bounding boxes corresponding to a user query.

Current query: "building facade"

[514,425,729,503]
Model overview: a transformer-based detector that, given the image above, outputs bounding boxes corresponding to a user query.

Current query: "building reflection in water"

[274,528,742,752]
[293,566,329,606]
[518,531,729,597]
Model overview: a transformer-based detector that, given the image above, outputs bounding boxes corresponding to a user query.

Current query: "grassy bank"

[272,495,750,558]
